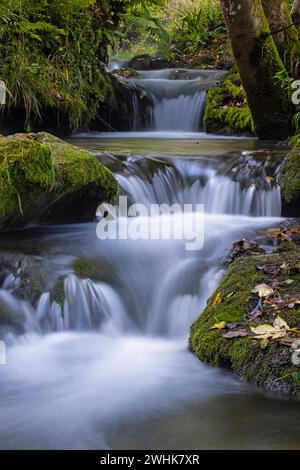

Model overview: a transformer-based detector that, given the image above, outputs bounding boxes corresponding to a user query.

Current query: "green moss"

[0,132,118,229]
[190,246,300,394]
[73,258,104,281]
[0,135,55,219]
[223,80,245,101]
[204,77,255,136]
[280,145,300,203]
[35,133,118,205]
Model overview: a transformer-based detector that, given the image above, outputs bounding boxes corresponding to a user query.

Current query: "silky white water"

[121,68,227,131]
[0,140,285,449]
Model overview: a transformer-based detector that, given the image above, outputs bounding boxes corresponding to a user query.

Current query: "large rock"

[92,75,153,131]
[190,235,300,395]
[128,54,171,71]
[0,132,118,229]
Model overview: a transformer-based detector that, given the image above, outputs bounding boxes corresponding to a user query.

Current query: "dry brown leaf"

[250,324,277,337]
[252,284,274,298]
[292,351,300,366]
[222,330,248,339]
[270,331,288,340]
[292,340,300,350]
[279,337,295,347]
[273,316,289,330]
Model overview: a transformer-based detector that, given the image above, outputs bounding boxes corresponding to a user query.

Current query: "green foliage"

[0,0,133,131]
[274,69,294,95]
[293,112,300,132]
[115,0,227,64]
[171,0,225,54]
[121,6,171,58]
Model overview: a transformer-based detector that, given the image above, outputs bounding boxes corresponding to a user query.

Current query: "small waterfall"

[0,138,284,448]
[121,68,227,132]
[151,91,206,131]
[117,164,282,218]
[0,275,134,338]
[0,153,281,344]
[106,58,129,72]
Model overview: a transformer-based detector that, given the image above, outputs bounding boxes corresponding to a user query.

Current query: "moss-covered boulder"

[0,132,118,229]
[280,135,300,202]
[128,54,171,71]
[190,238,300,394]
[204,74,255,136]
[0,250,67,306]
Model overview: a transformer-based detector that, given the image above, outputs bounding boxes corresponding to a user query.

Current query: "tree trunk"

[261,0,300,74]
[220,0,292,139]
[292,0,300,25]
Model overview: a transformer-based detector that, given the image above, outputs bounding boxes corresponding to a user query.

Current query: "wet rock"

[128,54,152,70]
[0,251,70,305]
[111,68,140,79]
[190,238,300,395]
[270,349,290,367]
[128,54,171,71]
[225,239,265,265]
[264,377,293,394]
[0,132,118,229]
[93,75,153,131]
[170,69,190,80]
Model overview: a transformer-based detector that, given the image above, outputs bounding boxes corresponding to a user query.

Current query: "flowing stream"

[118,68,227,131]
[0,70,300,450]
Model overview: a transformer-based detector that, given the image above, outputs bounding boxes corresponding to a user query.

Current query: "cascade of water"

[122,69,227,131]
[151,91,207,131]
[0,150,282,340]
[0,138,283,448]
[117,164,282,217]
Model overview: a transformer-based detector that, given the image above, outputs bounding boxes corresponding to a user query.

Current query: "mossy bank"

[280,135,300,216]
[0,132,118,230]
[190,235,300,395]
[204,73,254,136]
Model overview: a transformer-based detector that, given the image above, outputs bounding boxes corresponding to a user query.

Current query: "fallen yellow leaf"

[210,322,226,330]
[213,292,223,306]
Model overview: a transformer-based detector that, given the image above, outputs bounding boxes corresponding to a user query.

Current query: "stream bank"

[190,227,300,395]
